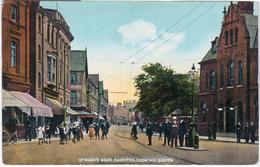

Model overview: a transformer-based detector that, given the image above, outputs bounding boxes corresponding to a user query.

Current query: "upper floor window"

[70,73,77,84]
[51,27,54,45]
[47,22,50,42]
[38,72,41,88]
[230,29,233,45]
[200,101,207,122]
[228,60,234,86]
[206,73,209,90]
[38,45,41,61]
[225,31,228,46]
[11,41,17,67]
[47,55,56,83]
[220,64,224,88]
[38,15,41,33]
[234,28,238,44]
[238,61,243,85]
[209,70,216,90]
[70,91,77,105]
[11,5,17,22]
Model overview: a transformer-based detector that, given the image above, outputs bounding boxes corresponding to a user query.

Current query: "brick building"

[198,2,258,135]
[29,6,74,125]
[2,0,36,92]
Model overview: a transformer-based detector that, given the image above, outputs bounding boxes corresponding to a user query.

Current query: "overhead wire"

[120,2,204,63]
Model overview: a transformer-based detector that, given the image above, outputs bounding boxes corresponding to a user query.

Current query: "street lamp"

[190,63,197,148]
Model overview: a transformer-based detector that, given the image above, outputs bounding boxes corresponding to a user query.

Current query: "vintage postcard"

[1,0,259,165]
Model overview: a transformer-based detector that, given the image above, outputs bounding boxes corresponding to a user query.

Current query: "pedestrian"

[68,123,72,140]
[158,123,163,140]
[178,119,186,147]
[146,123,153,145]
[249,122,256,144]
[76,126,80,142]
[163,120,171,146]
[59,125,65,145]
[207,121,212,140]
[88,124,95,140]
[64,124,68,144]
[236,122,242,143]
[24,115,32,142]
[131,122,138,140]
[106,121,110,135]
[54,126,59,138]
[8,112,19,143]
[36,126,44,145]
[72,123,77,143]
[101,122,107,140]
[42,124,46,143]
[95,123,100,139]
[212,121,217,140]
[244,122,250,143]
[45,124,51,144]
[170,117,178,147]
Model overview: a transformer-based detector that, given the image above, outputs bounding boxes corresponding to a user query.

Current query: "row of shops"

[2,90,104,139]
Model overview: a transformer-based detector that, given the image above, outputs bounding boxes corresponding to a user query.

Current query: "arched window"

[230,29,233,45]
[38,15,41,33]
[200,101,207,122]
[206,73,209,90]
[238,61,243,85]
[220,64,224,88]
[225,31,228,46]
[234,28,238,43]
[38,72,41,88]
[38,45,41,61]
[228,61,234,86]
[209,70,216,90]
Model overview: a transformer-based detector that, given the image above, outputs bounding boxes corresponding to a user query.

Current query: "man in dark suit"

[163,120,171,146]
[146,123,153,145]
[178,119,186,147]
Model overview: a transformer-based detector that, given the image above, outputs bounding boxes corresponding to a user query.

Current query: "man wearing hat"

[170,116,179,147]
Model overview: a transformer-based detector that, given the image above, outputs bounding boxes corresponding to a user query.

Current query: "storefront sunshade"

[66,107,78,115]
[45,97,63,115]
[2,90,31,115]
[9,91,53,117]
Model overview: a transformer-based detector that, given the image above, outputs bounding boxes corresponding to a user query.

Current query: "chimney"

[238,1,254,15]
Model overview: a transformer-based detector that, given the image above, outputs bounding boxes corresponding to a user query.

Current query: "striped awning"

[45,97,63,115]
[2,90,31,115]
[9,91,53,117]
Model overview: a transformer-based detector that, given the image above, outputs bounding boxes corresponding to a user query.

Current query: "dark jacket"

[236,124,242,135]
[178,121,186,136]
[163,122,171,135]
[131,125,137,135]
[146,125,153,136]
[170,124,178,138]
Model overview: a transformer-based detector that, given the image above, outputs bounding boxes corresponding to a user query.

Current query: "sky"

[41,1,258,104]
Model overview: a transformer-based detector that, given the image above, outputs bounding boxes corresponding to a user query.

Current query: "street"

[3,125,258,165]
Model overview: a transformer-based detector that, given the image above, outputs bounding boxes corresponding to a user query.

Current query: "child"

[88,124,95,140]
[37,126,44,145]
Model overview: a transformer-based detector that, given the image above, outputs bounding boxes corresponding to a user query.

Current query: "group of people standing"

[236,122,256,144]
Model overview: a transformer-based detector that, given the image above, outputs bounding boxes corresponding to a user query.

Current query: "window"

[234,28,238,43]
[47,22,50,41]
[70,73,77,84]
[38,72,41,88]
[238,61,243,85]
[200,101,207,122]
[225,31,228,46]
[206,73,209,89]
[220,64,224,88]
[38,45,41,61]
[228,61,234,86]
[11,41,17,67]
[51,27,54,45]
[38,15,41,32]
[70,91,77,105]
[230,29,233,45]
[11,5,17,22]
[209,70,216,90]
[47,55,56,83]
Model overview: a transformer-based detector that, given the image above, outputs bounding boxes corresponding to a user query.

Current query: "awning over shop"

[66,107,78,115]
[2,90,31,115]
[9,91,53,117]
[45,97,63,115]
[92,111,105,120]
[78,111,96,118]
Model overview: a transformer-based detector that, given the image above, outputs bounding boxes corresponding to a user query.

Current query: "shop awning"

[45,97,63,115]
[9,91,53,117]
[92,111,105,120]
[2,90,31,115]
[66,107,78,115]
[78,111,96,118]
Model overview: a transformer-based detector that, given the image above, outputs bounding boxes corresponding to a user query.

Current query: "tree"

[134,63,197,121]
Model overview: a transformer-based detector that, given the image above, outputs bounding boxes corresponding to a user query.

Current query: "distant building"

[88,74,99,113]
[198,2,258,135]
[110,103,131,125]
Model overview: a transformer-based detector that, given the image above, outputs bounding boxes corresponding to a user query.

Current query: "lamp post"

[191,63,196,148]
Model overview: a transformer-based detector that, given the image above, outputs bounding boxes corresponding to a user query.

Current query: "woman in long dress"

[37,126,44,145]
